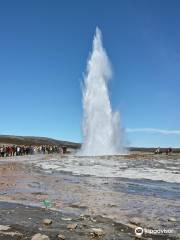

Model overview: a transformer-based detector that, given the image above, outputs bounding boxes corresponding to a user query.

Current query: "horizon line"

[126,128,180,135]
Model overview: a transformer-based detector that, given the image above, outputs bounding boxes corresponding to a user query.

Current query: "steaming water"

[2,154,180,235]
[80,28,123,155]
[31,155,180,184]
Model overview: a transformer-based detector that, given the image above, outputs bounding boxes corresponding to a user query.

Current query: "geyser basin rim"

[77,153,129,157]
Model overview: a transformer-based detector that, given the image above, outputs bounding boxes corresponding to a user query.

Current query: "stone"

[90,218,97,222]
[58,234,66,240]
[31,233,50,240]
[168,217,176,222]
[129,217,141,225]
[67,223,77,230]
[91,228,104,236]
[0,225,11,231]
[61,217,72,221]
[0,231,23,237]
[127,223,138,230]
[42,219,53,225]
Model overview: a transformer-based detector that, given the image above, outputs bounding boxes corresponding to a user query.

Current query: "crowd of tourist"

[154,147,172,155]
[0,145,65,157]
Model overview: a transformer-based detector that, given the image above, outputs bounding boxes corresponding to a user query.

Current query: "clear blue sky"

[0,0,180,147]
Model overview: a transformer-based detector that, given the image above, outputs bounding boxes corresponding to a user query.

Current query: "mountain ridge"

[0,135,80,149]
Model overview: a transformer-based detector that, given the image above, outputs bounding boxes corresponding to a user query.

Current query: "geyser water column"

[80,27,124,156]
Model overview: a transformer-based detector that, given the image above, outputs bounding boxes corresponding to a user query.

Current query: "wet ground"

[0,153,179,239]
[0,201,178,240]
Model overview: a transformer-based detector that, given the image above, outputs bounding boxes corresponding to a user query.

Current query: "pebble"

[127,223,139,230]
[31,233,50,240]
[67,223,77,230]
[90,218,97,222]
[61,217,72,221]
[129,217,141,225]
[42,219,53,225]
[168,217,176,222]
[58,234,66,240]
[91,228,104,236]
[0,231,23,237]
[0,225,11,231]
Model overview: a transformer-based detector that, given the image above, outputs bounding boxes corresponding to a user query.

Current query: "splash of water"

[80,27,124,156]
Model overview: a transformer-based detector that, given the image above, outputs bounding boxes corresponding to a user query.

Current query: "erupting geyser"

[80,27,124,156]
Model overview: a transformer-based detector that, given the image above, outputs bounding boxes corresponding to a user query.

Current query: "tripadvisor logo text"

[135,227,174,237]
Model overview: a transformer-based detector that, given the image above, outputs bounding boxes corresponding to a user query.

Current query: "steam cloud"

[80,27,124,155]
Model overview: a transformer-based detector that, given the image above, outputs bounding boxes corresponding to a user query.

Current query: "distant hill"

[0,135,80,149]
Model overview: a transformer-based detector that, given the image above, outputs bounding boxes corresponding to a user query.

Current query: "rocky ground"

[0,201,178,240]
[0,154,179,240]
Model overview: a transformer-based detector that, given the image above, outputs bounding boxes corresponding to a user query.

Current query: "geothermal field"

[0,153,179,239]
